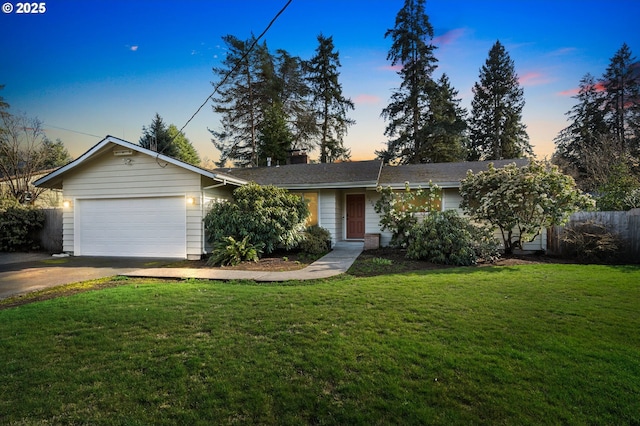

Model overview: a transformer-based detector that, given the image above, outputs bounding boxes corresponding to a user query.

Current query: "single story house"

[35,135,541,259]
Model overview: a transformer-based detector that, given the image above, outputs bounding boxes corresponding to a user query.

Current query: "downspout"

[201,189,206,255]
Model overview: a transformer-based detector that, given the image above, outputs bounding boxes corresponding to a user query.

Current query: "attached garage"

[34,136,247,259]
[75,196,186,257]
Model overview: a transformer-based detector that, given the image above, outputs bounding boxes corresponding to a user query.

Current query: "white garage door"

[76,196,186,257]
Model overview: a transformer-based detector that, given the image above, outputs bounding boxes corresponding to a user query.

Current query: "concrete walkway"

[125,241,364,282]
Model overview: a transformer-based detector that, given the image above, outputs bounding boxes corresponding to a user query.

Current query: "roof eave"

[34,135,247,189]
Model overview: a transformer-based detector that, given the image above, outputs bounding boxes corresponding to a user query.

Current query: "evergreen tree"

[41,138,72,169]
[257,101,293,166]
[553,73,609,189]
[378,0,439,164]
[210,35,272,167]
[167,125,200,166]
[602,43,640,155]
[307,34,354,163]
[424,74,467,163]
[468,40,531,160]
[139,113,177,158]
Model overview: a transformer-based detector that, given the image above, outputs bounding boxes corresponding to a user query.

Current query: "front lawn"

[1,264,639,424]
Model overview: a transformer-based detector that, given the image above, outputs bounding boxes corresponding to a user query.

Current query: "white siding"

[443,188,463,212]
[318,190,339,245]
[62,150,208,259]
[366,191,392,247]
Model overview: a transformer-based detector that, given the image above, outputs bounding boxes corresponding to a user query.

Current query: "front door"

[346,194,365,239]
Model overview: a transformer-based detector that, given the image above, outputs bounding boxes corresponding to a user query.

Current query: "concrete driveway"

[0,253,178,299]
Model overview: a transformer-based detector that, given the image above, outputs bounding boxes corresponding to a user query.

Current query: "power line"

[43,123,102,139]
[159,0,293,155]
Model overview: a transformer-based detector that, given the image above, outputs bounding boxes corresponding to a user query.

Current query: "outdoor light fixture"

[186,197,196,205]
[63,200,72,208]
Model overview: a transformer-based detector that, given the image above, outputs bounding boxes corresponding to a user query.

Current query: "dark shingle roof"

[213,160,382,188]
[379,159,530,188]
[213,158,530,189]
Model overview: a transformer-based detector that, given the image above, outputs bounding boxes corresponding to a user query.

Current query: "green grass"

[1,264,639,425]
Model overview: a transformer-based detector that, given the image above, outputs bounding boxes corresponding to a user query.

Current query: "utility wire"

[159,0,293,157]
[43,123,102,139]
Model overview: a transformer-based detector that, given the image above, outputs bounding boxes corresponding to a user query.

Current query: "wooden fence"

[38,208,63,253]
[548,209,640,259]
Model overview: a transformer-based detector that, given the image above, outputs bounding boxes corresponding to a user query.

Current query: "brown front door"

[346,194,365,239]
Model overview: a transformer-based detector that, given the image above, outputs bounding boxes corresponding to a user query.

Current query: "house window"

[394,189,442,213]
[293,192,318,226]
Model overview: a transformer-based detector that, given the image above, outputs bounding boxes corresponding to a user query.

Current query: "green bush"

[0,205,45,252]
[208,236,263,267]
[406,210,500,266]
[374,182,441,248]
[204,183,309,255]
[298,225,332,255]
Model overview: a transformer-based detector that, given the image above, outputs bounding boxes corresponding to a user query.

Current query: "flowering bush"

[460,160,595,254]
[374,182,441,248]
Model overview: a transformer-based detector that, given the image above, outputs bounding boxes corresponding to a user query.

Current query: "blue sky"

[1,0,639,163]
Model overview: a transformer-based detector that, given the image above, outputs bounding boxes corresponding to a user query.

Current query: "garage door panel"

[76,197,186,258]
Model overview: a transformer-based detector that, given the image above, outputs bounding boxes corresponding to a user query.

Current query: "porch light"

[186,197,196,205]
[63,200,72,208]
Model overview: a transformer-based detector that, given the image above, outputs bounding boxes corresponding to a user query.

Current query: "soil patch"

[164,250,318,272]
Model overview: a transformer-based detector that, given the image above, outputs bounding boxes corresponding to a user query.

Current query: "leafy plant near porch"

[374,182,441,248]
[208,236,263,267]
[406,210,500,265]
[204,183,309,255]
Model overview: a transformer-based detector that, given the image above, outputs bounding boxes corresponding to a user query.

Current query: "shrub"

[374,182,441,248]
[208,236,263,267]
[460,160,594,254]
[204,183,309,255]
[561,220,626,263]
[0,205,45,251]
[298,225,332,255]
[406,210,500,266]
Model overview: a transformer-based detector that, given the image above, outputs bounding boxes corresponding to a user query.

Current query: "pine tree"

[553,73,608,188]
[167,125,200,166]
[210,35,272,167]
[602,43,640,155]
[424,74,467,163]
[257,101,293,166]
[274,50,317,152]
[378,0,439,164]
[307,34,354,163]
[139,113,177,158]
[468,40,531,160]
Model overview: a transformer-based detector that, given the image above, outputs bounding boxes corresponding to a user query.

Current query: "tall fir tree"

[553,73,609,189]
[210,35,272,167]
[602,43,640,155]
[274,50,317,152]
[257,101,294,166]
[167,125,201,166]
[468,40,531,161]
[423,74,467,163]
[139,113,178,158]
[378,0,439,164]
[307,34,354,163]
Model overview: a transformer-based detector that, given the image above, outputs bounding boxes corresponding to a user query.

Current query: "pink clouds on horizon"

[557,81,606,97]
[519,71,553,87]
[354,94,382,105]
[433,28,466,46]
